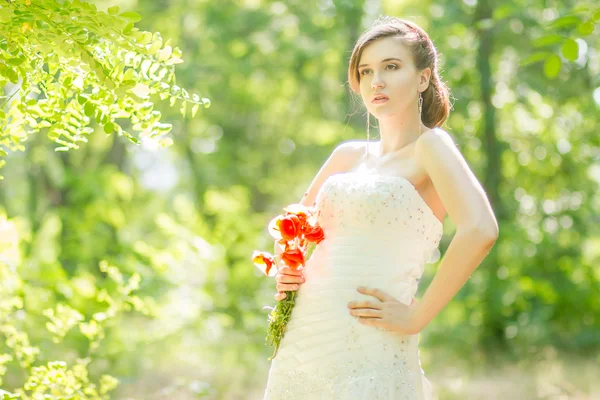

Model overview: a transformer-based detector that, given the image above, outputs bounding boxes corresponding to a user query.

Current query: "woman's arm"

[411,128,499,332]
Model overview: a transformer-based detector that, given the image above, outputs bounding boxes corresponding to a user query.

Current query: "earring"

[366,112,370,161]
[418,91,423,135]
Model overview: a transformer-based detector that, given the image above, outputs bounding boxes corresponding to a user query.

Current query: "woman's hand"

[347,286,422,335]
[274,266,306,301]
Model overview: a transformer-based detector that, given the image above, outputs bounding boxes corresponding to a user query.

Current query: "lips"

[371,94,389,103]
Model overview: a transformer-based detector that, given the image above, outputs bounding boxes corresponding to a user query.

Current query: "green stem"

[266,290,297,361]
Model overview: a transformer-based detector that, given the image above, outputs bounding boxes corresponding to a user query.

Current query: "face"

[357,36,430,119]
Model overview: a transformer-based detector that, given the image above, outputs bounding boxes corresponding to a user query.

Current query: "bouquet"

[252,203,325,360]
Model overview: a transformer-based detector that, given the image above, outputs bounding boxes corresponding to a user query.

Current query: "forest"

[0,0,598,399]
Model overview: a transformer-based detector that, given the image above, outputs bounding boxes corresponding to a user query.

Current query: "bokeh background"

[1,0,599,399]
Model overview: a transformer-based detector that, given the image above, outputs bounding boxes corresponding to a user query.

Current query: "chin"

[370,109,400,120]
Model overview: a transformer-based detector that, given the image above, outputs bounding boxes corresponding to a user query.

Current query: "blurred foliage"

[0,0,599,399]
[0,0,210,179]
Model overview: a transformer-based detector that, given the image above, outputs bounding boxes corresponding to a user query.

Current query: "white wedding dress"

[262,166,444,400]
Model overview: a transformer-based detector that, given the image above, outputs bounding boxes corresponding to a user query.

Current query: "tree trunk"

[475,0,508,356]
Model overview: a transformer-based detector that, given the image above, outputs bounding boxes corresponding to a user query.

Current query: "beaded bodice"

[315,171,443,261]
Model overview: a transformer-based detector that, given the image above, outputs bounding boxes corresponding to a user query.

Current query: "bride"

[263,16,498,399]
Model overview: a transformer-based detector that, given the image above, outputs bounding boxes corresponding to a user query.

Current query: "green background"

[1,0,599,399]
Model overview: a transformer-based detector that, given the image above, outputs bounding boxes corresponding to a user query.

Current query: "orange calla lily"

[268,215,284,239]
[252,251,277,277]
[279,214,302,241]
[281,248,305,270]
[304,225,325,244]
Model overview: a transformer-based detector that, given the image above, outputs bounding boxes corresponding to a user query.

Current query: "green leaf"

[138,32,153,45]
[577,21,595,36]
[191,103,200,118]
[123,132,141,144]
[561,39,579,61]
[121,79,137,88]
[543,55,562,78]
[547,15,581,29]
[104,122,115,134]
[122,68,136,81]
[165,56,183,65]
[119,11,142,23]
[148,40,162,56]
[157,46,172,62]
[532,34,563,48]
[122,22,134,34]
[84,102,95,117]
[155,123,172,134]
[7,57,26,66]
[129,83,150,98]
[141,59,152,75]
[5,68,18,83]
[107,6,120,15]
[149,63,160,75]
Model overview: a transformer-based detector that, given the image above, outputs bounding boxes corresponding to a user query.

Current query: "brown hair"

[347,16,452,129]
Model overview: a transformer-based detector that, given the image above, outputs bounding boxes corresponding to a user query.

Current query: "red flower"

[304,225,325,244]
[252,251,277,276]
[268,213,304,241]
[281,247,305,270]
[282,204,311,223]
[279,214,302,241]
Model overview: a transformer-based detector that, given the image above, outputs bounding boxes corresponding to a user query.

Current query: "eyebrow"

[358,58,403,68]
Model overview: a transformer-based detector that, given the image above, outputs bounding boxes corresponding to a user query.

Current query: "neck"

[374,113,429,156]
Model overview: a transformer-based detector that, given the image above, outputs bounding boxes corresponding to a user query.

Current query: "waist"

[304,242,424,279]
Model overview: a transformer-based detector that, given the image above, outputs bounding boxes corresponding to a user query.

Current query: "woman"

[263,16,498,399]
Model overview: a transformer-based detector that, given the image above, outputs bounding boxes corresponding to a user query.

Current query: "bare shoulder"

[331,139,367,168]
[333,139,367,156]
[414,127,466,178]
[415,127,463,163]
[416,127,458,151]
[298,139,366,207]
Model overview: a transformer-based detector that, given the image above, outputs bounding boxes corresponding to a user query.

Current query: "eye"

[359,64,398,76]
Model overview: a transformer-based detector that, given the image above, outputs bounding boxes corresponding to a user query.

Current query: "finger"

[347,301,382,310]
[358,318,391,332]
[277,283,300,291]
[350,309,382,318]
[356,287,394,302]
[274,292,286,301]
[277,274,305,284]
[357,316,384,326]
[280,266,304,276]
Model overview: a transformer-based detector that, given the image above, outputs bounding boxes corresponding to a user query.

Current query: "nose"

[371,72,384,89]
